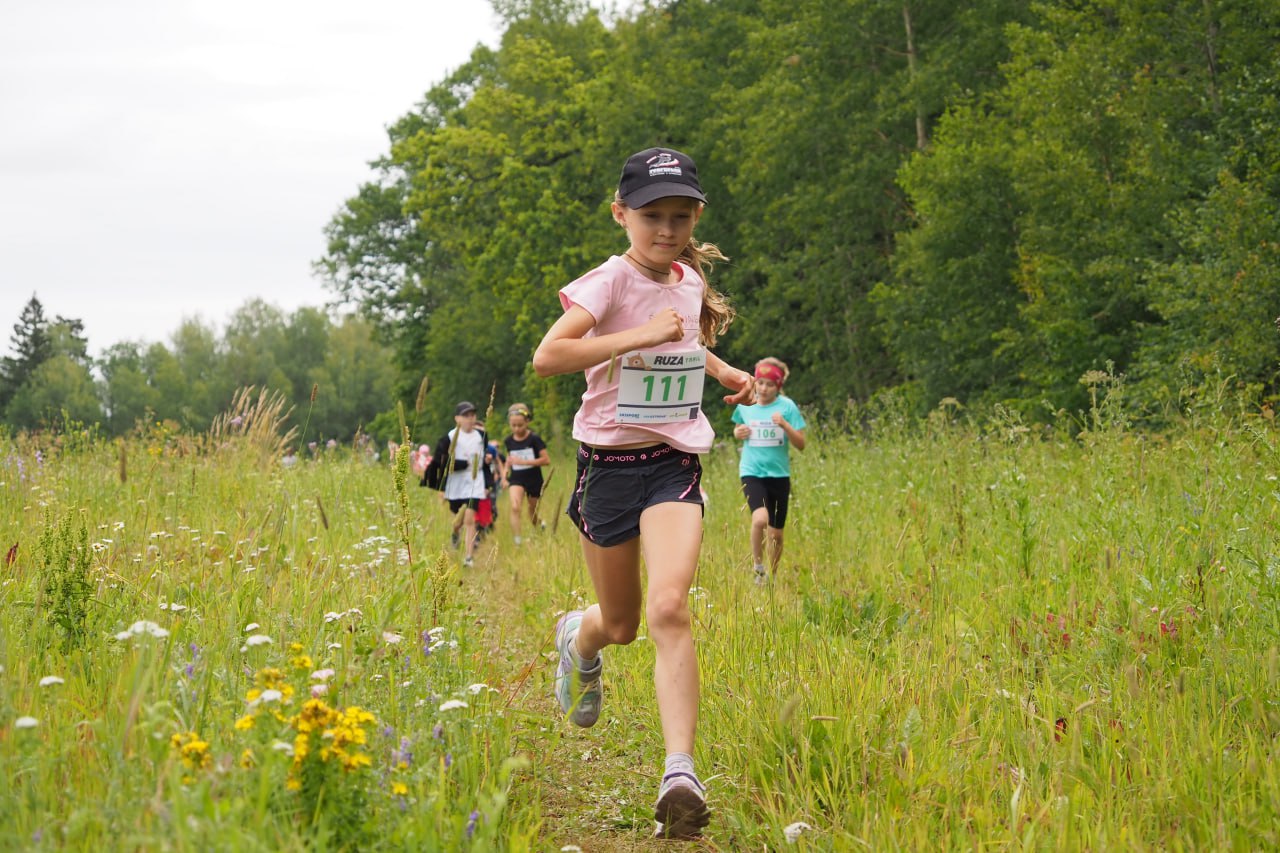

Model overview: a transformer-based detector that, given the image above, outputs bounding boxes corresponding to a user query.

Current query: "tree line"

[0,295,396,443]
[321,0,1280,426]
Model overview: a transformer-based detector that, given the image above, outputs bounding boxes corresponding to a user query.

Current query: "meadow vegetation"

[2,390,1278,850]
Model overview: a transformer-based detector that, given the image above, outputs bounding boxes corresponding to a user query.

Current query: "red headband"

[755,363,784,384]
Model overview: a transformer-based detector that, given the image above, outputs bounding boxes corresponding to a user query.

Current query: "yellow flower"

[391,781,408,796]
[235,714,256,731]
[289,642,304,654]
[239,749,256,769]
[291,654,314,670]
[286,777,301,791]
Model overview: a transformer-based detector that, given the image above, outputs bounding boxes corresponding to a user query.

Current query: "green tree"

[4,355,102,430]
[1,295,54,412]
[99,342,161,435]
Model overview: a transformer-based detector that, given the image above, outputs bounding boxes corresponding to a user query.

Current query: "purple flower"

[393,737,413,767]
[229,416,244,428]
[444,752,452,769]
[381,724,395,739]
[432,723,444,741]
[465,810,479,838]
[35,450,44,466]
[326,439,337,449]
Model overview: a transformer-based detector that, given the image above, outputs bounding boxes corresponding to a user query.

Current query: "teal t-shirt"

[732,396,806,478]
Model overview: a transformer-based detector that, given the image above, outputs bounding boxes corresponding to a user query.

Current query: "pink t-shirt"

[559,255,714,454]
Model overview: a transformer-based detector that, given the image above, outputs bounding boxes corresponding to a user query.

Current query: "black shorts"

[566,444,703,547]
[507,470,544,498]
[741,476,791,529]
[448,498,481,514]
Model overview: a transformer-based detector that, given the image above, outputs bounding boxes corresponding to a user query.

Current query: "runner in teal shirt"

[731,357,807,582]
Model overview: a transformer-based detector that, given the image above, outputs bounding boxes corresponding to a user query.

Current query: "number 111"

[642,375,686,402]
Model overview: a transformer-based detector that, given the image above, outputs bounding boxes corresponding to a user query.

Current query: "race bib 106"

[616,349,705,424]
[748,420,785,446]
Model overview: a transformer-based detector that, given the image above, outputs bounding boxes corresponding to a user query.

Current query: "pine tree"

[0,295,53,411]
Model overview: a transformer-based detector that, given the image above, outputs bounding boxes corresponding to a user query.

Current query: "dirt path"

[466,535,725,852]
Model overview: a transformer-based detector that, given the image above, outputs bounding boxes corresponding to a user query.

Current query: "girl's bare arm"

[533,305,683,378]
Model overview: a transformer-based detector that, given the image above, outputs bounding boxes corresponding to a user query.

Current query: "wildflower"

[115,620,170,640]
[239,749,256,769]
[382,631,404,645]
[466,683,488,695]
[391,781,409,797]
[291,652,314,670]
[784,821,813,844]
[311,684,328,697]
[14,716,38,729]
[393,737,413,768]
[432,722,444,741]
[39,676,65,687]
[438,699,468,712]
[230,416,243,428]
[244,634,272,648]
[235,715,256,731]
[272,740,295,756]
[244,622,260,632]
[310,668,335,682]
[466,809,480,838]
[326,439,337,450]
[160,602,188,612]
[170,731,212,772]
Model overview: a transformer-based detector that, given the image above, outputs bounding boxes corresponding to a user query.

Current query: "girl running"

[501,402,549,545]
[532,147,753,839]
[731,357,807,582]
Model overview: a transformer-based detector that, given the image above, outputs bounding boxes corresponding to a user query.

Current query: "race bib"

[748,420,785,446]
[616,349,705,424]
[509,447,535,471]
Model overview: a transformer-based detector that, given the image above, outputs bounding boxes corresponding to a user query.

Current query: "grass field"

[2,405,1278,850]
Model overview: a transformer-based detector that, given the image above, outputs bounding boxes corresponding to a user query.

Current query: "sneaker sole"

[654,786,710,839]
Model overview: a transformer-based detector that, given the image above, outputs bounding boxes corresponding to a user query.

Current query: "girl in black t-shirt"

[500,403,550,545]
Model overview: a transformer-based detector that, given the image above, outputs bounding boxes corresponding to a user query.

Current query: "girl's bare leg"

[508,485,526,540]
[574,536,642,660]
[639,502,702,755]
[767,527,784,574]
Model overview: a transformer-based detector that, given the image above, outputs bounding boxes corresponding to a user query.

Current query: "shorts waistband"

[577,443,692,468]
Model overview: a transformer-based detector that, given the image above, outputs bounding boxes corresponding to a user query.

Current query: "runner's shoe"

[653,771,710,839]
[554,610,602,727]
[753,563,767,585]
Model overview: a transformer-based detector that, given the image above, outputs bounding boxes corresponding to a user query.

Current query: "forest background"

[3,0,1278,442]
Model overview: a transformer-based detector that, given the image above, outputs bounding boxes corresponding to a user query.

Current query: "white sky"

[0,0,502,356]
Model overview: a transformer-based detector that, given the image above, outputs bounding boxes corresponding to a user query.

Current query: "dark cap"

[455,401,477,416]
[617,147,706,209]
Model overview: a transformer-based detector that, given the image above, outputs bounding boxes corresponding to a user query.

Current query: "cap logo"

[647,152,683,177]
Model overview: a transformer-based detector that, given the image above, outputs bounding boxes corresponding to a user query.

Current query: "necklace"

[625,252,673,279]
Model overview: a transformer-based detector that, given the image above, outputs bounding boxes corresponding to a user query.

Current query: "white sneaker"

[654,771,710,839]
[513,535,522,546]
[753,563,767,585]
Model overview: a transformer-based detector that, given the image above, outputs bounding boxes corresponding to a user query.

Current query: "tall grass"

[1,401,1278,850]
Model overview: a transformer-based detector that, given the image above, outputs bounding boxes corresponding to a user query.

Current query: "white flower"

[784,822,813,844]
[310,668,335,682]
[114,620,170,640]
[310,684,329,697]
[382,631,404,645]
[39,676,65,687]
[245,634,272,647]
[258,689,284,704]
[438,699,468,712]
[323,611,343,623]
[271,741,295,756]
[244,622,260,632]
[160,602,188,612]
[14,716,38,729]
[466,683,489,695]
[561,847,583,852]
[326,642,342,651]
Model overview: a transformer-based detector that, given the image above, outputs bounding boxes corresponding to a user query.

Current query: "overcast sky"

[0,0,502,356]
